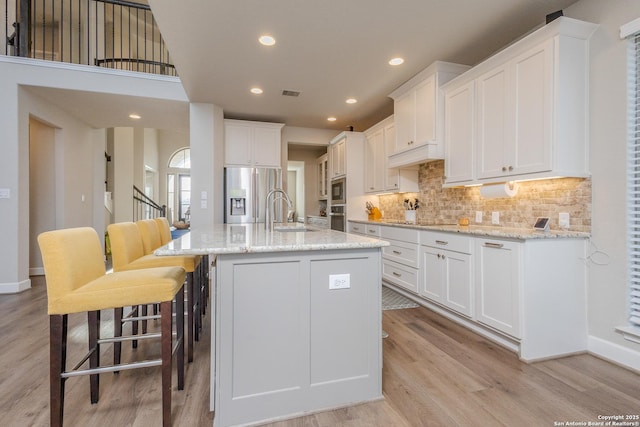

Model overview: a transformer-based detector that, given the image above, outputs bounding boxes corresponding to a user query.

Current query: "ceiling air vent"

[282,90,301,97]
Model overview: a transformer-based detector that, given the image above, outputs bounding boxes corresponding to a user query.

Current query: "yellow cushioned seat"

[154,217,173,245]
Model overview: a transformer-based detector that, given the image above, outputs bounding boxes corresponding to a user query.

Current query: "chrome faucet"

[265,188,292,230]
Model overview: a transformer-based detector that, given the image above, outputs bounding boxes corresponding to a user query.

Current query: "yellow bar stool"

[137,219,203,347]
[38,227,186,427]
[108,221,198,362]
[154,217,210,324]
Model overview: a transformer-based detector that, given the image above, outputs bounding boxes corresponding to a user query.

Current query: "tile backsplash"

[377,160,591,232]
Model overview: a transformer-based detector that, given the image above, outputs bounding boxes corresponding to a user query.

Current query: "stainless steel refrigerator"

[224,167,284,224]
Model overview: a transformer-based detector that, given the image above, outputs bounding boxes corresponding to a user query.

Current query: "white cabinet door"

[444,80,475,184]
[252,126,281,167]
[383,123,399,191]
[420,246,444,302]
[317,154,328,199]
[224,123,253,166]
[476,63,510,179]
[477,40,553,180]
[475,239,521,338]
[364,128,384,193]
[330,138,346,178]
[394,91,414,153]
[511,39,553,176]
[414,76,436,146]
[225,120,282,167]
[442,251,472,317]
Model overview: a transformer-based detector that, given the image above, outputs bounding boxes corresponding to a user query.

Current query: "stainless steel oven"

[329,205,345,232]
[331,177,346,205]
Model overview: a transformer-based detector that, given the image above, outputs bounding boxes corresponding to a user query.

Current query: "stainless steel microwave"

[331,177,346,205]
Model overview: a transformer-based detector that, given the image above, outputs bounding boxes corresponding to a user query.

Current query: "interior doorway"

[29,118,57,275]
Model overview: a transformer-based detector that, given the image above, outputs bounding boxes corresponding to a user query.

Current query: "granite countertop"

[154,223,389,256]
[349,219,590,240]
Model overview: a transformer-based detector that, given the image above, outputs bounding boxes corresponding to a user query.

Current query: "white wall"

[566,0,640,368]
[0,57,188,293]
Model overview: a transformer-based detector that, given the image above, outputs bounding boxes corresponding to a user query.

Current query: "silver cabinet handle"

[483,242,504,248]
[508,166,513,171]
[392,250,402,255]
[502,166,507,172]
[392,272,402,277]
[435,240,448,245]
[368,229,377,233]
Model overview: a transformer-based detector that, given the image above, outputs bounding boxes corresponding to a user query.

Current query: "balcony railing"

[2,0,176,76]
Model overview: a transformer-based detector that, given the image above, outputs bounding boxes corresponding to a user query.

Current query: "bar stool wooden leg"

[187,273,194,363]
[50,314,67,427]
[161,299,173,427]
[88,310,100,403]
[175,287,185,391]
[113,307,123,368]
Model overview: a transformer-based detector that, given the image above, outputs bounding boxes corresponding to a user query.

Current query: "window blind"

[627,32,640,328]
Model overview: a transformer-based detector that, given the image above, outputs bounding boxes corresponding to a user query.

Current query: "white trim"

[620,17,640,39]
[616,325,640,344]
[29,267,45,276]
[588,335,640,374]
[0,279,32,294]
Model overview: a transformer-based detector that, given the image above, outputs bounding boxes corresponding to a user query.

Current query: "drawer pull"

[392,272,402,277]
[392,250,402,255]
[435,240,448,245]
[353,226,360,231]
[368,229,377,233]
[484,242,504,249]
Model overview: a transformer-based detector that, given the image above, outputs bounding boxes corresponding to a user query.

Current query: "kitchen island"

[156,223,388,427]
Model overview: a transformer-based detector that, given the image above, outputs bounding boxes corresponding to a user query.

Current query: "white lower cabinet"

[348,221,588,361]
[420,231,473,317]
[474,239,521,338]
[379,225,420,293]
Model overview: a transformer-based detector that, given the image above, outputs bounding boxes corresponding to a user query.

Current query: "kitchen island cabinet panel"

[215,248,382,427]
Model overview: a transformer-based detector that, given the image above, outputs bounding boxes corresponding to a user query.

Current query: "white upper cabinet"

[224,119,284,167]
[443,17,597,186]
[329,137,346,178]
[317,153,328,200]
[364,127,385,193]
[388,61,470,169]
[444,80,475,184]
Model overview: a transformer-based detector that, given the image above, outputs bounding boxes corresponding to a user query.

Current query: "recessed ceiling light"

[327,117,337,122]
[250,87,263,95]
[345,98,357,104]
[129,113,141,119]
[388,57,404,66]
[258,35,276,46]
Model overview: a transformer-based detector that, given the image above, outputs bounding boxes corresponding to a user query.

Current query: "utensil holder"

[405,210,416,224]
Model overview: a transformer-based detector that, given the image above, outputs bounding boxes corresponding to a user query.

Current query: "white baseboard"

[588,335,640,373]
[0,279,32,294]
[29,267,44,276]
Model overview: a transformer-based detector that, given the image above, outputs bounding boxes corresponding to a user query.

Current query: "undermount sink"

[273,226,315,232]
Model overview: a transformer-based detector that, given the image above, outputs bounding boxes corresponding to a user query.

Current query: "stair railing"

[133,185,166,221]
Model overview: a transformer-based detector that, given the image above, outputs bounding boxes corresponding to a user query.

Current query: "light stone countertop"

[154,223,389,256]
[348,219,591,240]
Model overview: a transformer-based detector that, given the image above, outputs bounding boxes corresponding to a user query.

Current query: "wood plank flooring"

[1,277,639,426]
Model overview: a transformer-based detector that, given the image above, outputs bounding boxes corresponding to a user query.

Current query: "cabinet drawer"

[363,224,381,237]
[420,231,471,254]
[382,259,418,293]
[380,225,419,244]
[348,222,366,235]
[382,239,419,268]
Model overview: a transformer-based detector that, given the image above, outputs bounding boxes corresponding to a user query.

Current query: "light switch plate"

[0,188,10,199]
[559,212,570,229]
[475,211,482,223]
[329,274,350,290]
[492,211,500,225]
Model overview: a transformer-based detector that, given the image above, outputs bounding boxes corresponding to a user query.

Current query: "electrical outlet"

[329,274,350,290]
[559,212,570,229]
[475,211,482,223]
[492,211,500,225]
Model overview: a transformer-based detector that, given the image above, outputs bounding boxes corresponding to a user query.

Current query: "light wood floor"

[2,278,639,426]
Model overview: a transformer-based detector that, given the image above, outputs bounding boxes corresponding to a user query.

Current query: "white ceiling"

[146,0,579,132]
